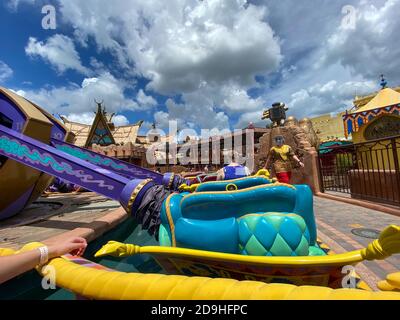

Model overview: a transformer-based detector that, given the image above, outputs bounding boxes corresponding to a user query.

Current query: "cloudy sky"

[0,0,398,134]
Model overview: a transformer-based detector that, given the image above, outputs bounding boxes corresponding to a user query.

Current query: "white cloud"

[62,112,129,126]
[55,0,282,131]
[10,0,400,133]
[136,89,157,109]
[59,0,281,95]
[321,0,400,81]
[113,115,129,126]
[0,61,13,83]
[220,85,264,112]
[25,34,90,75]
[66,113,95,125]
[82,77,99,88]
[236,110,266,130]
[287,80,378,118]
[6,0,35,11]
[15,72,139,116]
[236,78,378,129]
[155,97,230,132]
[9,89,26,96]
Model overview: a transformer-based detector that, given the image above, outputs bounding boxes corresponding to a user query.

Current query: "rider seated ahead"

[264,135,304,184]
[217,151,251,181]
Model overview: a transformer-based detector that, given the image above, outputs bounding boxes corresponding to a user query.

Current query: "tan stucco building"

[311,113,347,142]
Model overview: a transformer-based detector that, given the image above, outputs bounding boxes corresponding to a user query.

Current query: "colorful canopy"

[343,88,400,138]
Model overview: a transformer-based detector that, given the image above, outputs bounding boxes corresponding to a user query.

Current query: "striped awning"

[343,103,400,138]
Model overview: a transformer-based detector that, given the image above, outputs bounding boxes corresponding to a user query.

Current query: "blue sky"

[0,0,398,136]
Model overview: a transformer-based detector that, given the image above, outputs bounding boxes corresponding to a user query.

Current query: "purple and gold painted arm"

[0,124,169,236]
[51,138,163,183]
[0,124,130,200]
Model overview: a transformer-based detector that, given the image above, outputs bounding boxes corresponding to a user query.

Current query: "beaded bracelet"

[38,246,49,266]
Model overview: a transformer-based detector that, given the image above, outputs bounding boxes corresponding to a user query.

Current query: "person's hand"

[298,161,305,168]
[47,237,87,259]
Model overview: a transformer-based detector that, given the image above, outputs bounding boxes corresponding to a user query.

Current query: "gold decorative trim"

[168,173,175,189]
[199,175,272,187]
[165,194,177,247]
[127,179,153,213]
[226,183,238,191]
[236,212,301,221]
[182,182,296,202]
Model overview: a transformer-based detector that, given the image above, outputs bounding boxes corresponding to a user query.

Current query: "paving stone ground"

[314,196,400,290]
[0,193,120,250]
[2,192,399,292]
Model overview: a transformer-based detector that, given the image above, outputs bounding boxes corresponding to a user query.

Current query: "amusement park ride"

[0,87,400,300]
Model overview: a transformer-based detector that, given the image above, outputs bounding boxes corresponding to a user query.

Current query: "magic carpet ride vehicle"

[1,88,400,299]
[96,174,400,290]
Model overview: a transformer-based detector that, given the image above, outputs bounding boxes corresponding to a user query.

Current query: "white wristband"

[38,246,49,266]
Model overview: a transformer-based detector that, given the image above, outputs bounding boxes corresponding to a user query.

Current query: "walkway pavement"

[314,196,400,290]
[0,193,121,250]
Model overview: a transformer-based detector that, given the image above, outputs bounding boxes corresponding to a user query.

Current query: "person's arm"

[264,150,272,169]
[216,168,225,181]
[0,237,87,284]
[0,249,43,284]
[292,154,305,168]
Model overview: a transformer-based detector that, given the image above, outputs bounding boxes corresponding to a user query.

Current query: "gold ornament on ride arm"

[361,225,400,261]
[95,241,140,258]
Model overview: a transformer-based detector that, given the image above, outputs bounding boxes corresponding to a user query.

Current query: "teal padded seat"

[195,176,272,193]
[159,183,322,256]
[238,213,310,256]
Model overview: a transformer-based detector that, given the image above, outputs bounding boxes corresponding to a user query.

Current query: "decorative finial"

[262,102,289,127]
[380,74,387,89]
[94,99,104,106]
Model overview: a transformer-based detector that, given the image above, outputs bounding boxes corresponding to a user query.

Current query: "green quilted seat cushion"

[237,213,310,256]
[308,245,326,256]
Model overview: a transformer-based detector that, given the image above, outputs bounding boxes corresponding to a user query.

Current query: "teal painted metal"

[160,182,318,255]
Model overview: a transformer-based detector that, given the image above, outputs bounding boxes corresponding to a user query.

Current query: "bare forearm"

[292,155,304,167]
[264,156,271,168]
[216,169,224,181]
[0,237,87,285]
[0,250,41,284]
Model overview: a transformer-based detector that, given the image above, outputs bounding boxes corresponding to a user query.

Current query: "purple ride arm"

[51,138,163,183]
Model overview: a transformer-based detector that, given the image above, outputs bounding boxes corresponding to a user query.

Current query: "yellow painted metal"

[0,87,53,215]
[178,183,199,193]
[178,170,274,193]
[378,272,400,292]
[95,225,400,268]
[254,169,272,179]
[2,242,400,299]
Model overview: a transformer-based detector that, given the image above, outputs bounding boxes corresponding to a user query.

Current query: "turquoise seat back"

[196,176,272,193]
[159,184,317,255]
[238,213,310,256]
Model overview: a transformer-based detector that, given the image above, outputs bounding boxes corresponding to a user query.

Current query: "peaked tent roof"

[61,116,144,148]
[84,105,116,148]
[353,88,400,114]
[112,121,143,145]
[61,120,91,147]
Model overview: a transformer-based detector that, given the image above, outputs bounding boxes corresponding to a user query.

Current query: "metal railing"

[318,135,400,206]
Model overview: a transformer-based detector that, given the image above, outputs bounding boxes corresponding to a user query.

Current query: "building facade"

[61,102,148,166]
